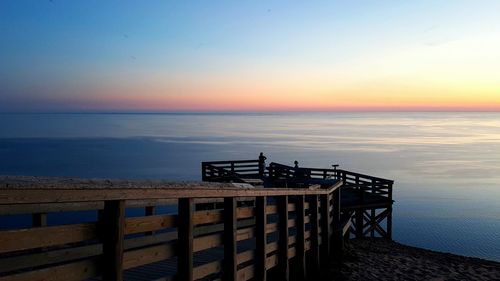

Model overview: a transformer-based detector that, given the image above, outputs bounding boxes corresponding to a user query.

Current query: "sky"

[1,0,500,112]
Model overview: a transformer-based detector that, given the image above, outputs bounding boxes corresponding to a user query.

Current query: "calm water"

[1,112,500,261]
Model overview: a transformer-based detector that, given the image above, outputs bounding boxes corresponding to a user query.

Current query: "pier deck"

[0,154,393,281]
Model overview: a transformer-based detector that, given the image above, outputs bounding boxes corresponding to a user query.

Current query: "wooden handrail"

[0,176,344,281]
[0,183,341,205]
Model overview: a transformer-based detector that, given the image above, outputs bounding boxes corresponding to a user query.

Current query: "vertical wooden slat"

[355,210,364,238]
[102,200,125,281]
[32,213,47,227]
[320,194,331,264]
[178,198,194,281]
[309,195,320,275]
[295,195,306,279]
[255,196,267,281]
[278,195,289,280]
[145,206,156,236]
[370,209,376,237]
[387,206,393,240]
[224,197,237,281]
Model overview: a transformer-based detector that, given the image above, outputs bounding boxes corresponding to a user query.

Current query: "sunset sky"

[1,1,500,112]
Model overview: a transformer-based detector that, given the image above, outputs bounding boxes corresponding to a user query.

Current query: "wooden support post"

[309,195,320,276]
[32,212,47,227]
[255,196,267,281]
[320,194,331,264]
[370,209,376,237]
[355,209,364,239]
[295,195,306,279]
[145,206,156,235]
[224,197,237,281]
[387,206,393,240]
[178,198,194,281]
[277,195,289,281]
[101,200,125,281]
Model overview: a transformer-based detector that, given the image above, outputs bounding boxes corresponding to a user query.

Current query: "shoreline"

[328,238,500,281]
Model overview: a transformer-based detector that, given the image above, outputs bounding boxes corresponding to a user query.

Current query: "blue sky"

[1,1,500,112]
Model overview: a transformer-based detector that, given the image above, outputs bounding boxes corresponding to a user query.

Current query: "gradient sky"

[1,1,500,112]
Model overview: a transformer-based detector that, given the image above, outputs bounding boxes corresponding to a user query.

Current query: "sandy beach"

[328,238,500,281]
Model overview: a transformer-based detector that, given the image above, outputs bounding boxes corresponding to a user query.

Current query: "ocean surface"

[1,112,500,261]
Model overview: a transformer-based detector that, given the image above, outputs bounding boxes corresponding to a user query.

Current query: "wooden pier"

[0,154,393,281]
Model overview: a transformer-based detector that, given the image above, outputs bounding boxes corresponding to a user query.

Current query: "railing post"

[32,213,47,227]
[320,194,331,264]
[145,206,155,235]
[178,198,194,281]
[255,196,267,281]
[201,163,207,181]
[295,195,306,279]
[101,200,125,281]
[277,195,289,280]
[224,197,237,281]
[309,195,320,276]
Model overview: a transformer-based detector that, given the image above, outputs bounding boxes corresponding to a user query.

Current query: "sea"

[1,112,499,261]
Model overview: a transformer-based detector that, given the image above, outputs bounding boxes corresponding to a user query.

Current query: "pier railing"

[267,162,393,199]
[0,179,343,281]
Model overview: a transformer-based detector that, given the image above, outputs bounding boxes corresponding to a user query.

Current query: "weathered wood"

[0,223,97,254]
[320,194,331,264]
[125,214,176,235]
[0,259,99,281]
[101,200,125,281]
[255,196,267,281]
[223,197,237,281]
[309,195,320,275]
[194,260,222,280]
[0,244,101,273]
[193,233,223,252]
[0,183,341,204]
[277,195,289,280]
[123,243,175,270]
[178,198,194,281]
[145,205,156,235]
[295,195,306,279]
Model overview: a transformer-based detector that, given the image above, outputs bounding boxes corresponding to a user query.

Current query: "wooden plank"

[0,244,102,273]
[0,223,97,254]
[0,259,99,281]
[123,243,175,270]
[193,260,222,280]
[193,210,223,225]
[101,200,125,281]
[193,233,223,252]
[237,249,255,265]
[124,214,176,235]
[295,195,306,279]
[0,183,341,204]
[277,195,289,280]
[223,197,237,281]
[255,196,267,281]
[309,195,320,275]
[237,264,254,281]
[178,198,194,281]
[236,227,254,241]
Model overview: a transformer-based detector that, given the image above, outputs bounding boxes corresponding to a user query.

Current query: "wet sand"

[328,238,500,281]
